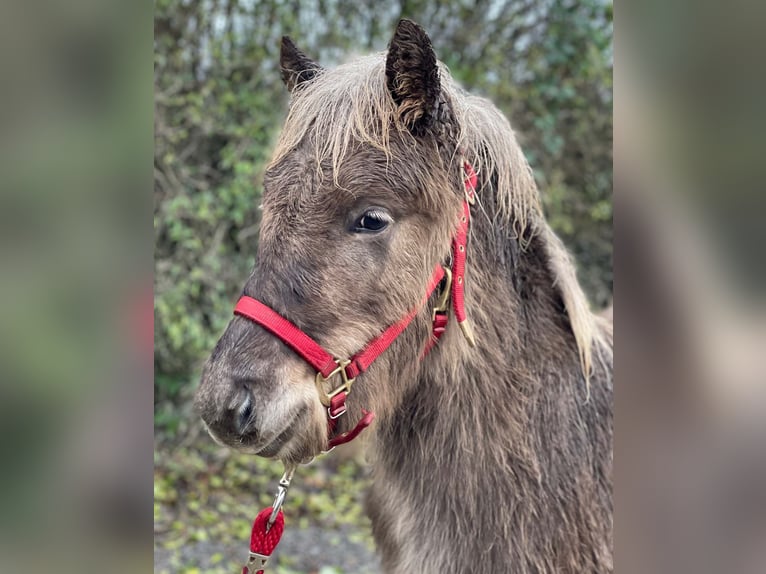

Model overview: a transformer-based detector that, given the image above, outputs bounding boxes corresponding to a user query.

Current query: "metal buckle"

[432,267,452,320]
[314,358,355,407]
[328,404,347,420]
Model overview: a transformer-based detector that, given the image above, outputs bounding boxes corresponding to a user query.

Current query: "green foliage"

[154,0,613,392]
[154,1,287,375]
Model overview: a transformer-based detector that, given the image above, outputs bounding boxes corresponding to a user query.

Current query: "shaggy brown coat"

[195,19,613,574]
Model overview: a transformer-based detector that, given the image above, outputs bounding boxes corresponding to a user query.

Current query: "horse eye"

[353,209,392,233]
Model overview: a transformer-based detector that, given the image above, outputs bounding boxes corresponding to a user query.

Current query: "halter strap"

[233,160,476,450]
[234,265,445,382]
[239,159,477,574]
[233,297,339,379]
[452,161,477,345]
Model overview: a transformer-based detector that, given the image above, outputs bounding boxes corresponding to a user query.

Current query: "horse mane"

[268,53,609,386]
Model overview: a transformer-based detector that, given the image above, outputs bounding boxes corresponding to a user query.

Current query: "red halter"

[234,265,445,448]
[237,160,477,574]
[233,160,477,450]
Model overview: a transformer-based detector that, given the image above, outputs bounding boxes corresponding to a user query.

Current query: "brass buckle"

[432,267,452,320]
[315,358,355,407]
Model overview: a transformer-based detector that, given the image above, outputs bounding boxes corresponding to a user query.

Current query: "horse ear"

[280,36,323,92]
[385,19,441,133]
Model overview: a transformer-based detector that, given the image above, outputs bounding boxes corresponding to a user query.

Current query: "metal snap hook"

[267,464,296,531]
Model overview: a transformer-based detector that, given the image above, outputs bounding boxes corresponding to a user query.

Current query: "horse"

[194,19,613,573]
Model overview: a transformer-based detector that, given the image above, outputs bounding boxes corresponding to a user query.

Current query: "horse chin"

[274,440,323,466]
[269,422,328,465]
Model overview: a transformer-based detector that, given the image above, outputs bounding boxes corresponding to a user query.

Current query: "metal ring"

[328,406,347,420]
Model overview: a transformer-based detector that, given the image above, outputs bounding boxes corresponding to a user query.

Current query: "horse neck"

[379,194,591,471]
[368,182,613,574]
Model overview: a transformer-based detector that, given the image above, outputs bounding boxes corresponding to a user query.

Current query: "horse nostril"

[237,392,254,434]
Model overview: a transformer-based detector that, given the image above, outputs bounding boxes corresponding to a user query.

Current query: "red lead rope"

[244,508,284,574]
[234,160,477,573]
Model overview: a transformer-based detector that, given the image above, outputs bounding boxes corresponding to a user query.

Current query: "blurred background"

[154,1,612,572]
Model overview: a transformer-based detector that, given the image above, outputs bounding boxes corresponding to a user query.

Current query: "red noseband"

[234,265,445,448]
[233,160,477,450]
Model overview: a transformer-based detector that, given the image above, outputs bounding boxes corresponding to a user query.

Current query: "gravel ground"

[154,526,380,573]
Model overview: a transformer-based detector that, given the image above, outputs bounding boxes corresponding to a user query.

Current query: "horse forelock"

[267,51,606,384]
[269,54,542,226]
